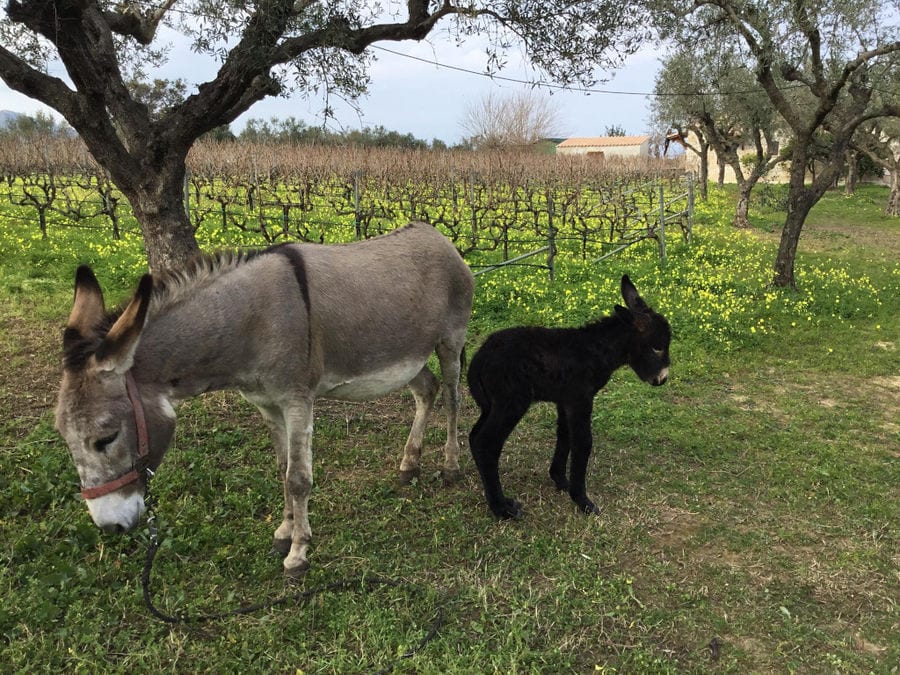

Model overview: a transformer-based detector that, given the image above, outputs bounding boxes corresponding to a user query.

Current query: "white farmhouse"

[556,135,652,158]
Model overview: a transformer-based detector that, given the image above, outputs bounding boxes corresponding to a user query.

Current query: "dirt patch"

[647,504,705,552]
[0,300,61,440]
[797,219,900,257]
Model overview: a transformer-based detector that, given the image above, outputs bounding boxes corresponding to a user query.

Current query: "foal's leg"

[469,397,530,519]
[549,402,571,491]
[398,365,440,485]
[563,399,600,515]
[282,397,316,576]
[436,340,465,483]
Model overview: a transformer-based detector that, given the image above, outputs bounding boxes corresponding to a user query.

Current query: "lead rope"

[139,474,443,666]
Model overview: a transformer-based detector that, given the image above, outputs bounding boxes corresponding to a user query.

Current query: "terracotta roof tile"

[557,135,650,148]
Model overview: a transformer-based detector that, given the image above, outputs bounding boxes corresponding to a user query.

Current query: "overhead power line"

[370,45,813,98]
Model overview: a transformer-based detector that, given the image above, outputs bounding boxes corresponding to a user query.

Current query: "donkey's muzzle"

[85,490,145,534]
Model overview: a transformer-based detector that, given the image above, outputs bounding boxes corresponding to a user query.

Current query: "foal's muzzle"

[651,368,669,386]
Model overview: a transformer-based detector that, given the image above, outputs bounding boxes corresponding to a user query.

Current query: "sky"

[0,24,663,145]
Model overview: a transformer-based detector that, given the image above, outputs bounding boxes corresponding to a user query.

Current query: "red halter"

[80,371,151,500]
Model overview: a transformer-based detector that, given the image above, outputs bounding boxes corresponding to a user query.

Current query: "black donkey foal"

[468,275,671,519]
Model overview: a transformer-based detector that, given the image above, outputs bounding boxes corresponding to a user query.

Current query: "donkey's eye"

[94,431,119,453]
[652,348,666,357]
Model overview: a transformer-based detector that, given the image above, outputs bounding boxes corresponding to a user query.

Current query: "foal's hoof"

[271,538,292,557]
[576,498,601,515]
[492,498,524,521]
[397,468,420,486]
[283,559,310,579]
[441,468,463,485]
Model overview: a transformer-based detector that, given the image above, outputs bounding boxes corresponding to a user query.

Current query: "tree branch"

[791,0,826,96]
[103,0,178,45]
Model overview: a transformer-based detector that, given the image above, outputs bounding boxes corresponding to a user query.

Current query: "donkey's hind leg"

[436,340,466,483]
[469,398,530,520]
[398,365,440,485]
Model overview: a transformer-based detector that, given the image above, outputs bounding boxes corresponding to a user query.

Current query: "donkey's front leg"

[564,399,600,515]
[256,405,293,556]
[549,402,571,491]
[282,398,316,576]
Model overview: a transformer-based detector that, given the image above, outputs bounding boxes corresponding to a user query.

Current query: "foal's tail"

[465,347,489,411]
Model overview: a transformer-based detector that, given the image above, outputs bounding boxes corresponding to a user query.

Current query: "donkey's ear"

[621,275,648,312]
[95,274,153,373]
[67,266,106,339]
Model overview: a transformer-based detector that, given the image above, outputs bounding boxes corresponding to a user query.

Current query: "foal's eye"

[94,431,119,453]
[652,348,666,357]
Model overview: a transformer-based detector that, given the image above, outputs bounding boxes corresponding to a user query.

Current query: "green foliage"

[0,184,897,672]
[237,116,437,149]
[0,110,72,138]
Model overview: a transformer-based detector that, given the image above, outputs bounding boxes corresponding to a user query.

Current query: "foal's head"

[55,267,174,533]
[615,275,670,386]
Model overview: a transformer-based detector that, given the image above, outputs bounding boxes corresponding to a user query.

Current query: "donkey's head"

[615,275,671,387]
[55,267,173,533]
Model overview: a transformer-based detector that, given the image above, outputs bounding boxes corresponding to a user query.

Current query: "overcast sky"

[0,28,662,144]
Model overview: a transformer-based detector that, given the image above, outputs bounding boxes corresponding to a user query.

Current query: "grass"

[0,183,897,672]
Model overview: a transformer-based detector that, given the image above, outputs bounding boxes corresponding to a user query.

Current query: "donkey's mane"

[148,248,265,317]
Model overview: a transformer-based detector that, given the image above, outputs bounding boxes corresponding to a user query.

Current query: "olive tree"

[0,0,651,271]
[855,117,900,216]
[652,43,784,222]
[669,0,900,287]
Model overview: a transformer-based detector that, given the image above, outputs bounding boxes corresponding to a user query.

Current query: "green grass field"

[0,184,897,672]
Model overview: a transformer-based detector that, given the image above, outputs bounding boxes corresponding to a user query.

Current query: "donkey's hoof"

[271,538,292,557]
[577,498,600,515]
[397,468,420,486]
[441,468,463,485]
[492,498,524,520]
[283,559,310,579]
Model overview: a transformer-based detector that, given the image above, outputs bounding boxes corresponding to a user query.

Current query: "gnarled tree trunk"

[885,167,900,217]
[733,183,752,228]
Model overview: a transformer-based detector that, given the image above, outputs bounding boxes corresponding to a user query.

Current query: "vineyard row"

[0,138,694,275]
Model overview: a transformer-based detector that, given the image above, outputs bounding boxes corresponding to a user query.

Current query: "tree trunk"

[115,162,199,273]
[845,150,858,196]
[698,141,709,200]
[717,161,725,187]
[885,167,900,217]
[733,182,752,228]
[773,154,815,288]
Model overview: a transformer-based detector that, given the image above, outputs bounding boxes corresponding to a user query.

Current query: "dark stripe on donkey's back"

[265,244,312,318]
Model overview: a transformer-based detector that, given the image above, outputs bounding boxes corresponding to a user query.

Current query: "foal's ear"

[95,274,153,374]
[66,266,106,340]
[620,275,648,312]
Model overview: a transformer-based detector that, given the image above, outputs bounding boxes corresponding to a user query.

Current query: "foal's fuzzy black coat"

[467,275,671,519]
